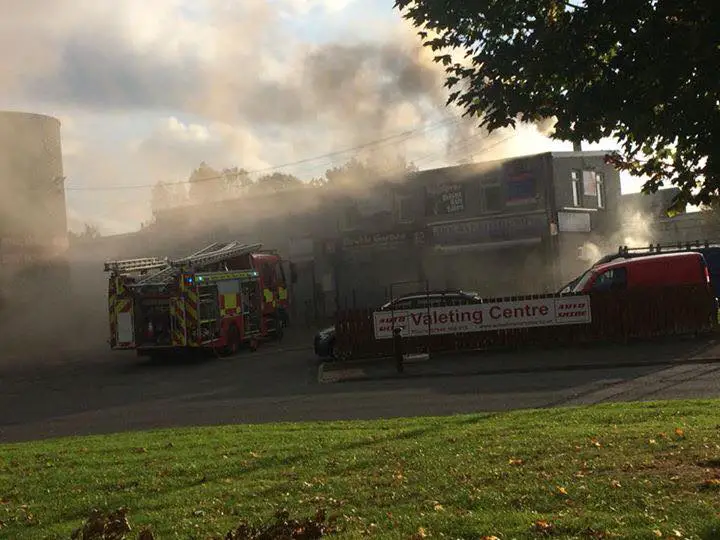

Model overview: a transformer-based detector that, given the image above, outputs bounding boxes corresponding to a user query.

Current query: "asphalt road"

[2,338,720,443]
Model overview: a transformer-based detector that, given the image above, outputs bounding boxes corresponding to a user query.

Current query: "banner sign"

[373,296,591,339]
[430,212,547,246]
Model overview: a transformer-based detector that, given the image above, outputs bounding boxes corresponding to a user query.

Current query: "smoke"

[1,0,560,234]
[570,203,655,288]
[0,1,569,362]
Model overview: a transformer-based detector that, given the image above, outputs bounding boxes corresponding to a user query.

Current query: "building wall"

[145,151,625,321]
[547,152,623,284]
[0,111,69,304]
[0,111,67,246]
[327,152,623,303]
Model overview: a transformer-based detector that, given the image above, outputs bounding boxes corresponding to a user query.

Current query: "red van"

[571,252,711,293]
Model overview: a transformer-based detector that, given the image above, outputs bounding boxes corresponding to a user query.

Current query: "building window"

[396,195,413,223]
[481,183,503,213]
[597,172,606,209]
[571,170,582,207]
[339,205,359,231]
[583,170,598,197]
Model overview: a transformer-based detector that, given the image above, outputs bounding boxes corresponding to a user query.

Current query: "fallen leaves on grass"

[581,528,609,539]
[610,480,622,489]
[71,508,133,539]
[223,509,337,539]
[674,428,686,439]
[532,519,554,535]
[409,527,428,539]
[699,478,720,490]
[509,458,524,466]
[589,437,602,448]
[555,486,569,496]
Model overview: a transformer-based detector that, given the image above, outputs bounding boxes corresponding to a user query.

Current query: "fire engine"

[104,241,293,357]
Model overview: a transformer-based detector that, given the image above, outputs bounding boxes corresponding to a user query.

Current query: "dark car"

[314,290,481,360]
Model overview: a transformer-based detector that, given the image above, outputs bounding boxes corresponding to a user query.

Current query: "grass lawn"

[2,400,720,539]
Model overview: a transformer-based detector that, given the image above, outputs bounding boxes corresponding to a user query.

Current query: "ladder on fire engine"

[103,257,169,274]
[618,240,720,255]
[171,241,263,270]
[132,241,263,286]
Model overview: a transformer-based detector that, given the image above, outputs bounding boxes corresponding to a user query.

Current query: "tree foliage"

[394,0,719,212]
[251,172,302,193]
[320,156,418,186]
[188,162,224,203]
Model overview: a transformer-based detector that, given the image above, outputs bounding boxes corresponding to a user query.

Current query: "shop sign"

[505,171,537,206]
[426,183,466,215]
[342,230,425,250]
[373,296,591,339]
[558,211,591,232]
[431,213,547,246]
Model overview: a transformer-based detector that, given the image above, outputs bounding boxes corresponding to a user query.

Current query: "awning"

[432,237,543,253]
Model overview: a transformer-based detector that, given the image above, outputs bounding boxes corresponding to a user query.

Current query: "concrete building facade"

[0,111,69,303]
[323,151,622,308]
[136,151,624,324]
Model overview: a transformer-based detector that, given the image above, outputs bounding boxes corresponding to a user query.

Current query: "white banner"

[373,296,591,339]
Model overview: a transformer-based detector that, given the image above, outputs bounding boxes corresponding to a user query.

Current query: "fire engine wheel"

[223,324,241,357]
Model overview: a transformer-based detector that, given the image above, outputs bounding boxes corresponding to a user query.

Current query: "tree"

[222,167,252,195]
[68,223,100,241]
[250,172,302,193]
[151,181,173,214]
[188,162,224,203]
[394,0,719,213]
[151,181,188,214]
[320,156,418,187]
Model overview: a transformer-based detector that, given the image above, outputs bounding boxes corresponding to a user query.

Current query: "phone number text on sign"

[373,296,591,339]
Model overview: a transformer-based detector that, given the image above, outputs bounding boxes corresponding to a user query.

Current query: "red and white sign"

[373,296,591,339]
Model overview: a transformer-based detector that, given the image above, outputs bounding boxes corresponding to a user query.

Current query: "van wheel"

[223,325,241,357]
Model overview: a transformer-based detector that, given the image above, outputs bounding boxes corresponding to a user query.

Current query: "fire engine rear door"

[111,297,136,349]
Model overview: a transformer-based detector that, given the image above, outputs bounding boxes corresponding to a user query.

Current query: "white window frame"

[596,172,606,209]
[571,170,581,207]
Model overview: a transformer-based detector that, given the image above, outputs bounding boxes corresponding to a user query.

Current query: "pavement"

[318,335,720,383]
[2,332,720,444]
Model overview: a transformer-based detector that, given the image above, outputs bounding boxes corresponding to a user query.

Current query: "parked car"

[313,290,481,360]
[560,244,720,297]
[569,252,712,293]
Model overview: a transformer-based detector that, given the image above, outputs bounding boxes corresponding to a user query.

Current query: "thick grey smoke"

[2,0,554,223]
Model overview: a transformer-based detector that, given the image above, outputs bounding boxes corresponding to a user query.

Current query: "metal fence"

[333,285,717,360]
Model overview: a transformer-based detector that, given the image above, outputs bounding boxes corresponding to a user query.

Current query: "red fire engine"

[104,241,293,357]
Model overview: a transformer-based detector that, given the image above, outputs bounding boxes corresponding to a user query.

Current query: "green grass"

[2,401,720,539]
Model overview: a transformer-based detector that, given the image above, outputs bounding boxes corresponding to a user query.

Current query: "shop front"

[423,211,554,297]
[334,229,426,309]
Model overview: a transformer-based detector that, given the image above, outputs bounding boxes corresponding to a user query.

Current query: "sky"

[2,0,640,235]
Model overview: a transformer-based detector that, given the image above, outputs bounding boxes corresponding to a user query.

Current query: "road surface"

[2,338,720,443]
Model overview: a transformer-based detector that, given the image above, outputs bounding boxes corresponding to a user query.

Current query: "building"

[142,151,622,323]
[620,188,720,246]
[324,151,622,307]
[0,111,69,303]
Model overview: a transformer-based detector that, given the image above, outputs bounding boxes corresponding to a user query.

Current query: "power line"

[65,115,466,192]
